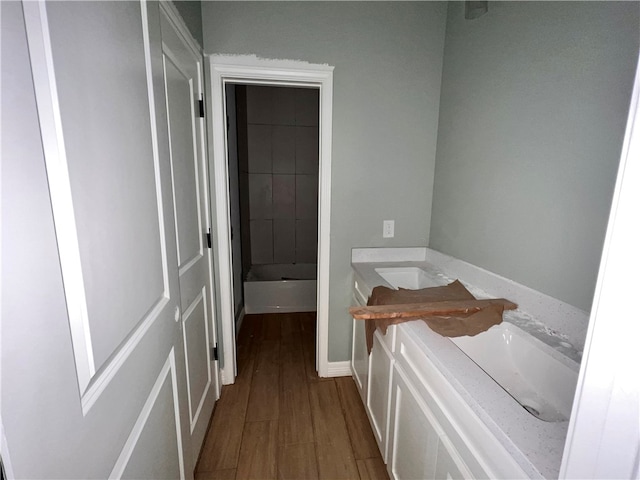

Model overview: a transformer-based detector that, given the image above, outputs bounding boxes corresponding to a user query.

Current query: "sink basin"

[375,267,443,289]
[451,323,579,422]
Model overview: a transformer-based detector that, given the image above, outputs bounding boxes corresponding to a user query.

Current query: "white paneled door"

[1,1,214,478]
[159,5,220,465]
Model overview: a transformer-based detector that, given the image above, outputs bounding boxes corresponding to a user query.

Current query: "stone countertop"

[351,247,589,479]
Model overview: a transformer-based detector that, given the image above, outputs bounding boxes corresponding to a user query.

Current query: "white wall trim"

[206,54,334,383]
[326,361,352,378]
[160,1,202,56]
[22,0,96,395]
[560,51,640,479]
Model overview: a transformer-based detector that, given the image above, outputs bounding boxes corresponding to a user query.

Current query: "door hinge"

[199,95,205,118]
[211,344,218,361]
[206,228,212,249]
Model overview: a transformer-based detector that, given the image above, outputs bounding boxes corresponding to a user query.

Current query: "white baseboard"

[325,361,352,377]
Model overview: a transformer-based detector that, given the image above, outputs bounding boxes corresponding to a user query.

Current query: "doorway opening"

[207,56,334,384]
[225,84,320,320]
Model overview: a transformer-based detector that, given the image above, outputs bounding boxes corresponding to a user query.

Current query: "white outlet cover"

[383,220,394,238]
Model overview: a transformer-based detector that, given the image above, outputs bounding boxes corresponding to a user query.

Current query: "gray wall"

[173,1,203,47]
[203,2,448,361]
[430,2,639,312]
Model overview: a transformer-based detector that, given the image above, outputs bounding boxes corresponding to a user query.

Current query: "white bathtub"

[244,264,317,314]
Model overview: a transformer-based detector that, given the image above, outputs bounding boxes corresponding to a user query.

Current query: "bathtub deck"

[195,312,388,480]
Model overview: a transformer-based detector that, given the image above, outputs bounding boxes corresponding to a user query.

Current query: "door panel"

[183,288,211,430]
[46,1,168,372]
[2,1,193,478]
[159,5,219,464]
[115,351,184,480]
[164,55,202,267]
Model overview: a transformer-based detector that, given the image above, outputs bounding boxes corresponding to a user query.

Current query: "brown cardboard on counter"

[362,280,508,353]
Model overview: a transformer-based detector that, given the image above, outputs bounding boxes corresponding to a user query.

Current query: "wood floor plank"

[277,443,319,480]
[263,314,282,341]
[197,383,250,471]
[356,458,389,480]
[309,380,352,444]
[301,322,319,382]
[237,314,258,345]
[235,347,256,388]
[195,469,237,480]
[279,334,313,445]
[315,442,360,480]
[309,381,359,479]
[235,315,260,386]
[280,325,304,359]
[246,339,280,422]
[235,336,257,388]
[300,312,317,333]
[280,313,301,340]
[248,314,268,341]
[335,377,380,459]
[236,421,278,480]
[198,313,385,480]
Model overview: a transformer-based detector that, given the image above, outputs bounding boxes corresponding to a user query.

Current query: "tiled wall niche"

[238,85,320,267]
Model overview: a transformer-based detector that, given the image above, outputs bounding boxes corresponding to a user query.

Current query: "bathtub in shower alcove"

[244,263,317,314]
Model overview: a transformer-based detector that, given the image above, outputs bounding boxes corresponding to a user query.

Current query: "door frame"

[206,55,334,384]
[559,51,640,478]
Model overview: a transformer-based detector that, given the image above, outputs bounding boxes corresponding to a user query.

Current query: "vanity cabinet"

[351,310,529,479]
[350,249,583,478]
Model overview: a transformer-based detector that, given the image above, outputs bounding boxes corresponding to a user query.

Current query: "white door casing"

[2,1,192,477]
[207,55,334,384]
[560,51,640,479]
[159,2,220,464]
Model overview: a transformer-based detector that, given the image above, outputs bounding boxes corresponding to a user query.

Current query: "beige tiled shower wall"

[243,86,319,265]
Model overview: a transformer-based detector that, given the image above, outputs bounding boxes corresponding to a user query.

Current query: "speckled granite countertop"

[352,247,590,479]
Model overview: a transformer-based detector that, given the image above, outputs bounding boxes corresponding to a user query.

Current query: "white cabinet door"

[2,2,192,478]
[351,316,369,402]
[159,5,219,465]
[388,364,473,480]
[388,365,440,480]
[367,329,394,462]
[435,436,474,480]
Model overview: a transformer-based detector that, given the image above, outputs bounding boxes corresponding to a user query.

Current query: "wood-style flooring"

[195,312,389,480]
